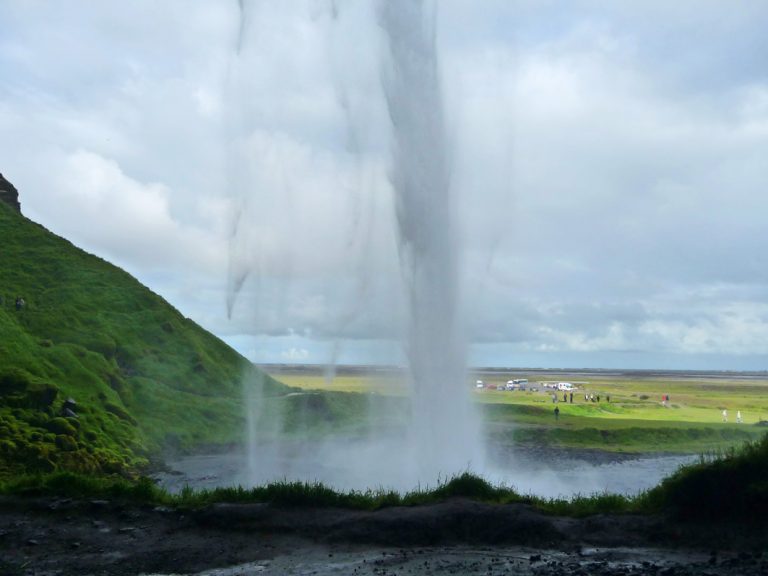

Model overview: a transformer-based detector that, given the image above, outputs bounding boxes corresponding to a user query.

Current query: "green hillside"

[0,200,286,476]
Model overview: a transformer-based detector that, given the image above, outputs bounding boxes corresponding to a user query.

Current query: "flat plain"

[266,366,768,453]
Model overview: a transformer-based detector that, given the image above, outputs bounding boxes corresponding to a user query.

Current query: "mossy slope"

[0,201,285,475]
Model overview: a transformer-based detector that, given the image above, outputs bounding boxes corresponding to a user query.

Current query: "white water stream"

[228,0,484,490]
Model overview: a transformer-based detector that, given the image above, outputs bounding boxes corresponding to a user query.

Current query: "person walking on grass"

[554,406,560,421]
[737,410,742,424]
[722,409,728,423]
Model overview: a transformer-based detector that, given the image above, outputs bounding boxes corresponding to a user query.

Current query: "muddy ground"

[1,496,766,575]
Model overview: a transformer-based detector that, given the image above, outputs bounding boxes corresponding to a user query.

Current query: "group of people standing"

[551,392,575,404]
[551,390,611,421]
[550,391,610,404]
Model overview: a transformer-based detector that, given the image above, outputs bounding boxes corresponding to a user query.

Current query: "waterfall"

[230,0,484,490]
[379,0,484,479]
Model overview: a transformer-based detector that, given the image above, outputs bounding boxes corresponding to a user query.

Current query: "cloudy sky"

[2,1,767,370]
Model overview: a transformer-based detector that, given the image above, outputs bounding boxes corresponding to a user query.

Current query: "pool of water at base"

[154,442,696,499]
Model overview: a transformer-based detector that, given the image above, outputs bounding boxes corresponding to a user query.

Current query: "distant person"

[569,392,573,404]
[15,296,25,310]
[606,394,610,403]
[563,392,568,402]
[737,411,743,424]
[552,393,557,404]
[722,409,728,423]
[554,406,560,421]
[597,395,600,403]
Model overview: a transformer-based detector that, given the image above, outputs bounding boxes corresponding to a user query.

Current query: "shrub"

[104,402,137,425]
[0,439,17,454]
[24,383,58,409]
[0,368,33,393]
[55,435,78,451]
[45,417,77,436]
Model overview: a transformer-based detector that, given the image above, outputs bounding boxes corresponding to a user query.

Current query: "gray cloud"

[1,1,766,368]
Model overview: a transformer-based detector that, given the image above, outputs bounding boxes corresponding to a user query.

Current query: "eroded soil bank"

[1,496,765,575]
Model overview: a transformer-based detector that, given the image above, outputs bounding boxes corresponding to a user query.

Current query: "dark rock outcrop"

[0,173,21,213]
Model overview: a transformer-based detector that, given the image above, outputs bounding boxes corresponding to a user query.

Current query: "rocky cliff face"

[0,173,21,213]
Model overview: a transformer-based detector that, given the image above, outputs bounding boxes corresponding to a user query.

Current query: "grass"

[276,368,768,453]
[0,201,289,476]
[642,436,768,523]
[0,469,631,517]
[483,403,763,453]
[273,373,407,396]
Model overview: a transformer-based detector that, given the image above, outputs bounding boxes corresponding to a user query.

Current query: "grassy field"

[268,368,768,453]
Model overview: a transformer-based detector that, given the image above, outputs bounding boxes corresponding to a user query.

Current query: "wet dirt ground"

[1,496,765,576]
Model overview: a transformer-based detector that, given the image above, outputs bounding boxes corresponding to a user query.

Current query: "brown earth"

[1,496,766,575]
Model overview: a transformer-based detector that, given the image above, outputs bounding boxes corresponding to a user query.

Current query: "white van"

[505,378,528,391]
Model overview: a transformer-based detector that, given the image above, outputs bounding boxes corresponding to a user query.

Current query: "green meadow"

[273,370,768,453]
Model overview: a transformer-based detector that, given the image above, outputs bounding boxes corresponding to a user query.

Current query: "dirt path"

[1,497,764,575]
